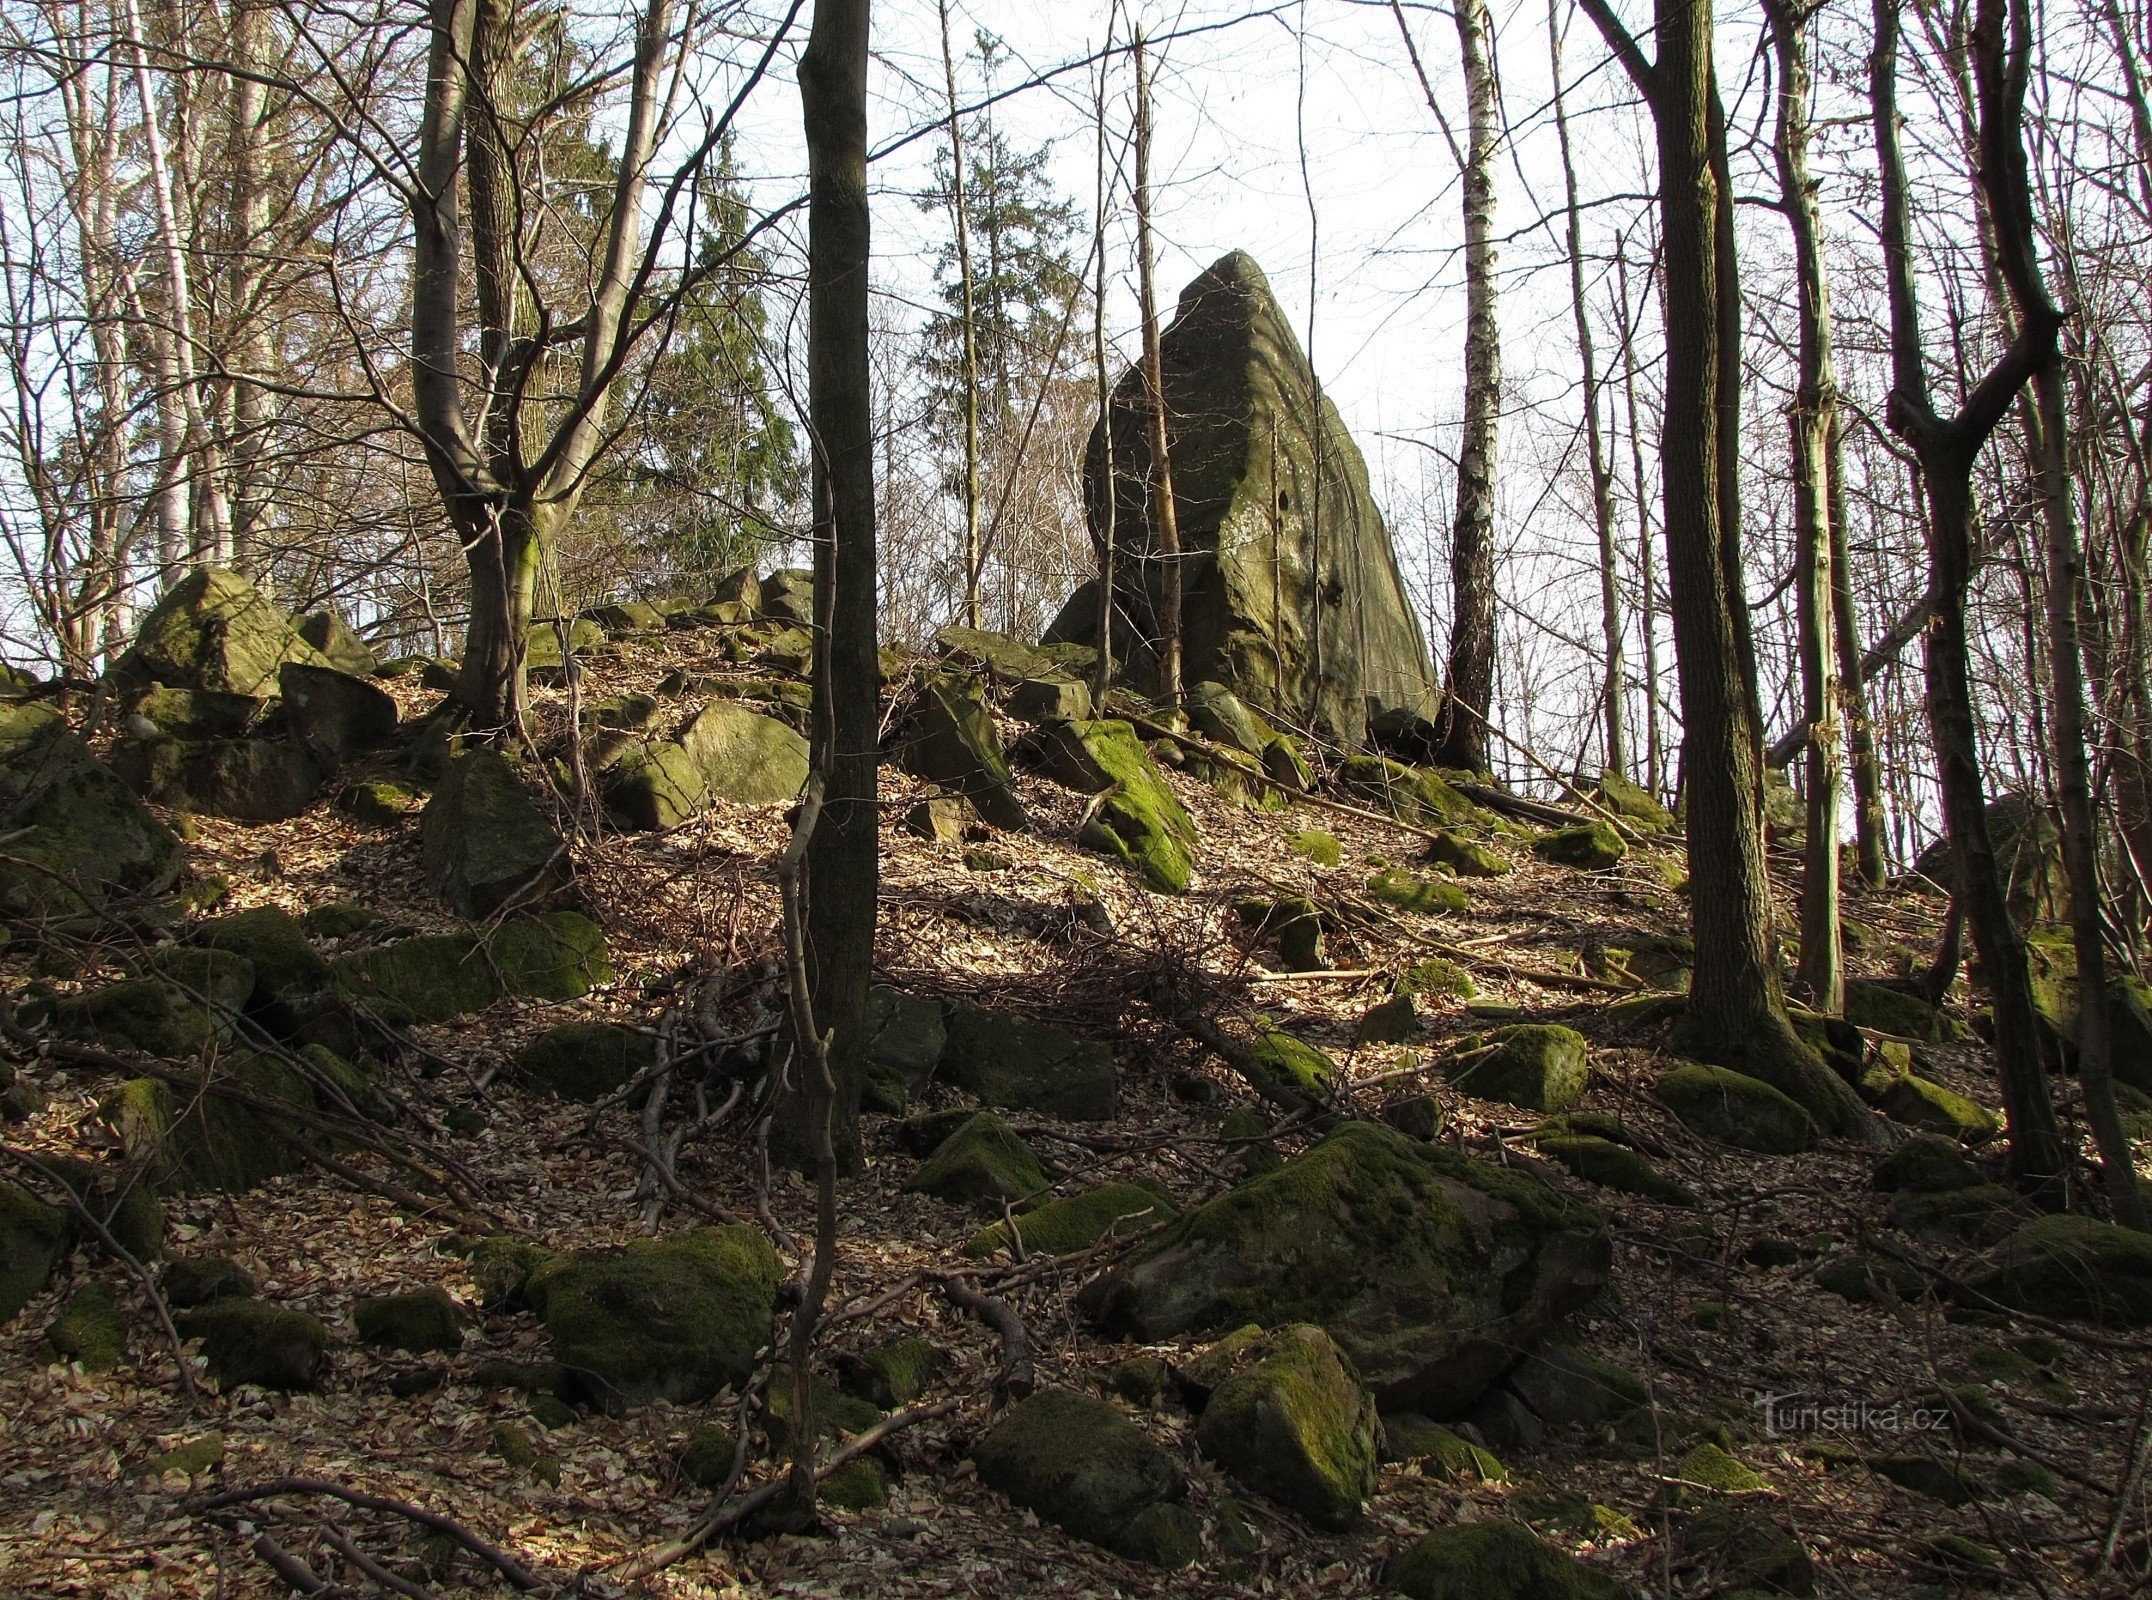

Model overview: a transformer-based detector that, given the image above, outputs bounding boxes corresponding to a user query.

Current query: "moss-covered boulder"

[1814,1251,1926,1304]
[1005,674,1092,725]
[1,1180,70,1323]
[163,1255,255,1308]
[972,1387,1187,1563]
[1385,1519,1624,1600]
[679,1422,739,1488]
[1250,1029,1337,1094]
[516,1022,656,1103]
[525,1225,783,1406]
[1584,769,1673,833]
[1533,821,1626,870]
[131,685,273,740]
[110,733,326,822]
[1239,894,1328,970]
[0,704,183,918]
[1449,1025,1590,1113]
[50,947,254,1058]
[900,675,1026,830]
[1425,828,1512,878]
[678,699,810,806]
[295,610,378,675]
[1196,1324,1377,1531]
[964,1182,1176,1259]
[1080,1121,1611,1416]
[906,1113,1049,1209]
[1843,979,1957,1042]
[106,1056,312,1193]
[1658,1064,1816,1154]
[759,1367,883,1457]
[278,662,397,769]
[600,739,706,830]
[354,1287,464,1353]
[939,1003,1116,1121]
[47,1282,128,1371]
[194,907,329,1008]
[43,1158,166,1260]
[1963,1216,2152,1327]
[1031,718,1197,894]
[860,986,947,1112]
[1873,1134,1983,1193]
[1358,995,1418,1045]
[177,1298,328,1390]
[1290,828,1341,866]
[1338,756,1484,830]
[1368,867,1467,915]
[1869,1073,1999,1144]
[1534,1135,1691,1205]
[116,567,331,696]
[420,749,570,918]
[332,912,610,1024]
[1382,1414,1505,1481]
[1501,1344,1649,1434]
[837,1336,943,1410]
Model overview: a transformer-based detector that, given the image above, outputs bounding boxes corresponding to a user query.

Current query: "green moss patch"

[1448,1025,1590,1113]
[1195,1323,1377,1531]
[964,1182,1177,1259]
[1385,1519,1624,1600]
[1658,1064,1817,1154]
[907,1113,1050,1209]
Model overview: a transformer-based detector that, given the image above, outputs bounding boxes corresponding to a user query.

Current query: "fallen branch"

[248,1531,340,1597]
[191,1478,548,1593]
[935,1274,1035,1398]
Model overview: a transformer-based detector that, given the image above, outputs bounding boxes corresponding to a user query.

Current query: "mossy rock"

[1367,867,1467,916]
[163,1255,255,1308]
[418,748,571,918]
[488,1420,559,1484]
[680,1422,739,1489]
[1682,1506,1815,1596]
[896,675,1026,830]
[1196,1323,1377,1531]
[971,1387,1186,1560]
[0,703,183,919]
[130,685,273,741]
[760,1367,883,1456]
[139,1432,225,1480]
[117,566,331,695]
[1381,1414,1504,1481]
[1585,933,1694,992]
[1963,1215,2152,1326]
[1174,1323,1269,1406]
[1843,979,1958,1042]
[836,1336,943,1410]
[1381,1093,1444,1141]
[1888,1182,2029,1246]
[523,616,607,667]
[1035,719,1197,894]
[1337,756,1487,830]
[601,739,708,830]
[1869,1453,1984,1506]
[939,1003,1116,1121]
[861,986,947,1112]
[354,1287,465,1353]
[1995,1458,2059,1498]
[1869,1072,1999,1144]
[1102,1354,1169,1406]
[464,1236,555,1311]
[1238,894,1328,970]
[1219,1106,1284,1177]
[1449,1025,1590,1113]
[194,906,329,1005]
[176,1298,329,1390]
[1813,1252,1926,1304]
[1385,1518,1624,1600]
[1080,1121,1611,1417]
[1585,769,1674,832]
[1533,821,1626,870]
[964,1181,1176,1259]
[51,948,255,1058]
[1250,1029,1337,1094]
[43,1157,166,1260]
[333,913,610,1024]
[1424,828,1512,878]
[525,1225,782,1406]
[906,1113,1049,1209]
[301,903,377,941]
[1358,995,1418,1045]
[46,1282,128,1371]
[1291,829,1341,867]
[1675,1441,1768,1494]
[1534,1135,1690,1205]
[1112,1500,1202,1568]
[1658,1064,1816,1154]
[516,1022,656,1104]
[1397,959,1475,1001]
[1872,1134,1982,1193]
[106,1057,313,1194]
[821,1456,889,1512]
[678,699,811,806]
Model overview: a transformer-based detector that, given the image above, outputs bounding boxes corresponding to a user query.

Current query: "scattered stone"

[1535,1135,1692,1205]
[0,702,186,919]
[139,1433,225,1480]
[1381,1414,1505,1481]
[1448,1025,1590,1113]
[1358,995,1417,1045]
[1869,1072,2000,1143]
[1081,1121,1610,1416]
[46,1282,127,1371]
[194,906,329,1007]
[1673,1441,1768,1495]
[1030,719,1197,894]
[906,1112,1049,1209]
[1814,1252,1927,1304]
[516,1022,657,1103]
[524,1226,783,1406]
[861,987,946,1114]
[332,913,610,1024]
[354,1288,465,1353]
[1195,1324,1377,1531]
[420,749,570,917]
[1239,894,1327,970]
[1249,1029,1337,1094]
[278,663,397,767]
[1869,1453,1984,1506]
[757,569,815,623]
[680,1423,739,1489]
[335,780,416,826]
[939,1003,1116,1121]
[105,1057,311,1193]
[41,1158,166,1260]
[115,567,330,697]
[111,733,326,823]
[1006,675,1091,723]
[50,947,253,1057]
[176,1298,329,1390]
[678,699,810,805]
[1384,1519,1624,1600]
[163,1256,255,1308]
[1396,959,1476,1001]
[1367,867,1467,915]
[295,611,378,675]
[1582,769,1674,832]
[1964,1215,2152,1326]
[1101,1354,1169,1407]
[1843,979,1957,1042]
[822,1457,889,1512]
[902,792,976,846]
[1337,755,1484,830]
[899,676,1027,830]
[836,1337,943,1410]
[130,686,272,740]
[1533,821,1627,870]
[963,1182,1176,1259]
[590,600,667,635]
[1657,1064,1817,1154]
[1424,828,1512,877]
[1381,1094,1444,1141]
[971,1387,1187,1564]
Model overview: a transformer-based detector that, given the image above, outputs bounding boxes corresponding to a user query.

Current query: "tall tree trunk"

[1581,0,1878,1140]
[1550,0,1624,779]
[796,0,876,1173]
[1089,17,1116,705]
[1827,414,1890,886]
[1131,28,1181,706]
[936,0,983,630]
[1767,0,1843,1014]
[1870,0,2068,1195]
[1616,233,1664,797]
[1433,0,1500,773]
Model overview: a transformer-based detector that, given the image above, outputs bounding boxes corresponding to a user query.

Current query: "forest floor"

[2,622,2148,1600]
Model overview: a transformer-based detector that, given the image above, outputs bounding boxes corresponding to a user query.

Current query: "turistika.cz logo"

[1754,1392,1950,1438]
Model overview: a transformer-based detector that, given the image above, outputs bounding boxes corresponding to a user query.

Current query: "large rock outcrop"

[0,703,182,917]
[1046,251,1439,746]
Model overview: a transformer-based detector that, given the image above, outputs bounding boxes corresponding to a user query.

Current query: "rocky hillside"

[2,571,2150,1600]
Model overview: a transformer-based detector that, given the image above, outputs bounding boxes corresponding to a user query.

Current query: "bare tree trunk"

[1132,28,1181,706]
[1616,232,1664,798]
[1550,0,1624,780]
[1581,0,1878,1140]
[1089,15,1116,705]
[936,0,982,629]
[1871,0,2068,1196]
[1767,0,1843,1014]
[797,0,876,1175]
[1433,0,1500,773]
[1827,415,1890,886]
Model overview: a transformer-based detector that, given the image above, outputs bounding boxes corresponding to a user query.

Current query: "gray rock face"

[278,663,398,767]
[972,1388,1187,1561]
[115,567,332,697]
[676,700,809,806]
[111,734,326,822]
[0,703,182,917]
[419,749,570,917]
[1049,251,1439,746]
[296,610,380,676]
[941,1002,1117,1121]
